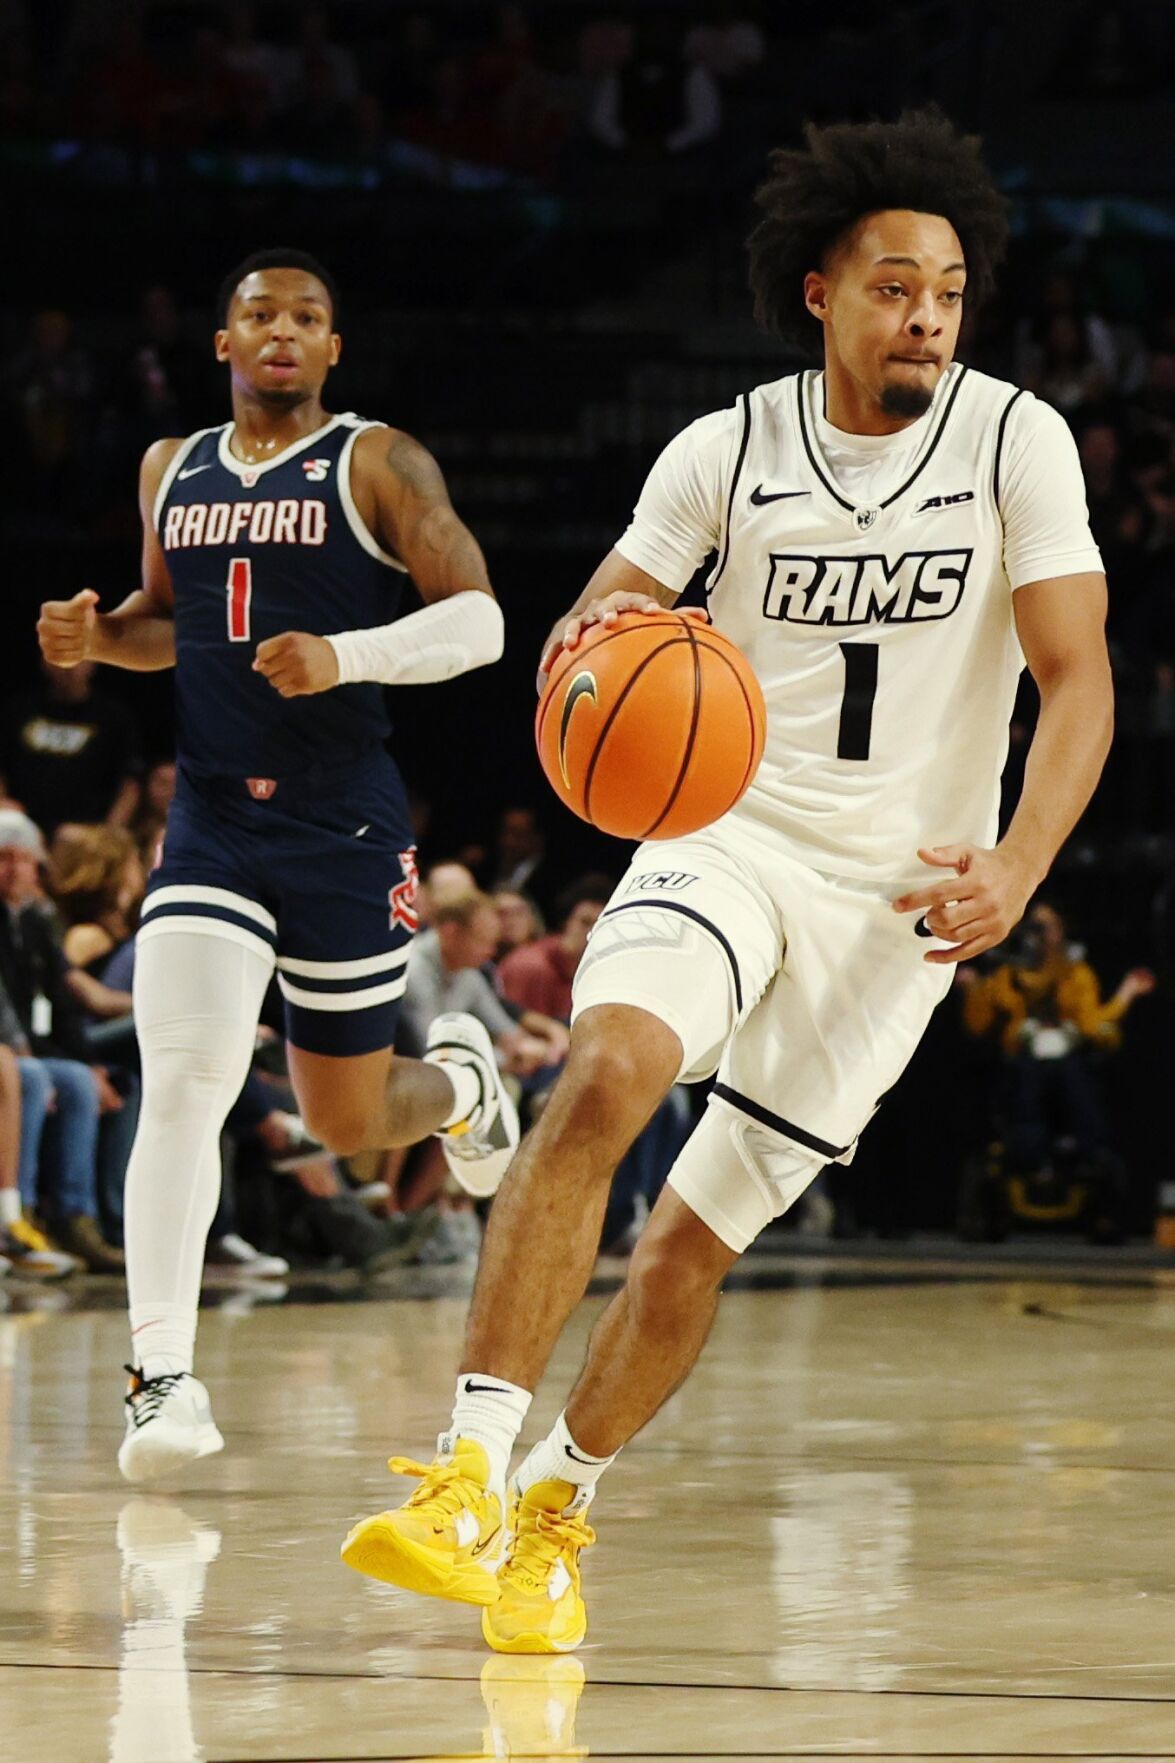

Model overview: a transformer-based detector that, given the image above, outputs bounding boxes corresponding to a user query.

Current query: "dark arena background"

[5,4,1175,1760]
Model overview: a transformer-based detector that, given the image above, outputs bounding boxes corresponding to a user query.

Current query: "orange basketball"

[535,610,766,840]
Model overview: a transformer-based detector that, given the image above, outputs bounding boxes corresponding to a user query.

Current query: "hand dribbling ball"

[536,611,766,840]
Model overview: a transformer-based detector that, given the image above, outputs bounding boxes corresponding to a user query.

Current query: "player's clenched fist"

[38,588,99,667]
[252,631,340,697]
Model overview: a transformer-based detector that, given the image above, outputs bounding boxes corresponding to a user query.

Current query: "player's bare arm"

[254,426,503,698]
[37,440,179,673]
[894,569,1113,964]
[363,427,492,602]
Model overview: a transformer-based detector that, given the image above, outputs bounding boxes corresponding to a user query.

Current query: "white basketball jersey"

[616,363,1102,888]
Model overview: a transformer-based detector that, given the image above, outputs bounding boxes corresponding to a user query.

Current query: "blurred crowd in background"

[4,0,1175,1282]
[0,742,693,1280]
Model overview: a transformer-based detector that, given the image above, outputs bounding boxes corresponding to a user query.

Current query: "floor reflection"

[111,1500,220,1763]
[479,1657,588,1757]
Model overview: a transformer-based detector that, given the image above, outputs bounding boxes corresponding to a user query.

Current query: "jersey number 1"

[837,643,878,761]
[227,557,252,643]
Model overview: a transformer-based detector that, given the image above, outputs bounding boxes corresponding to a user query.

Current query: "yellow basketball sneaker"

[340,1438,503,1606]
[479,1656,587,1756]
[481,1479,595,1654]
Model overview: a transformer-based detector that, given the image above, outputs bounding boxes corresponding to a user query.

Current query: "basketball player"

[37,250,517,1482]
[344,108,1113,1651]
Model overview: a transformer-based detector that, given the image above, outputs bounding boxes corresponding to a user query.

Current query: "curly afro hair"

[748,107,1009,353]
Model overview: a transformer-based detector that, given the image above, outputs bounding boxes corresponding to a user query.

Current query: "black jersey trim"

[796,373,851,510]
[709,392,753,592]
[711,1082,848,1159]
[992,388,1026,517]
[796,366,970,514]
[599,898,743,1013]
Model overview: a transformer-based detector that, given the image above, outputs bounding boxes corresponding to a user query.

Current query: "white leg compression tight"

[124,928,275,1377]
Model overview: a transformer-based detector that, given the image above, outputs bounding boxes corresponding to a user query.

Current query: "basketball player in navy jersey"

[38,250,517,1481]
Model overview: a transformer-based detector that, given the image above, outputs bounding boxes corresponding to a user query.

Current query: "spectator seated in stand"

[0,657,144,836]
[959,900,1154,1176]
[402,886,568,1072]
[5,308,98,514]
[52,823,143,978]
[0,1008,78,1278]
[491,885,544,963]
[587,18,722,158]
[497,873,612,1018]
[0,809,130,1270]
[473,805,560,921]
[128,758,176,868]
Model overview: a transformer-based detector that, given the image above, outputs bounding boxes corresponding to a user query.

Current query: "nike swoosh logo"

[558,670,598,789]
[914,917,934,939]
[564,1442,600,1466]
[462,1379,515,1396]
[749,485,810,505]
[354,824,370,838]
[178,464,213,480]
[470,1524,503,1560]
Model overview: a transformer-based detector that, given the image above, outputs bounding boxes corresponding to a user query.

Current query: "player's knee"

[627,1207,729,1324]
[139,1034,242,1127]
[299,1102,372,1158]
[562,1009,680,1132]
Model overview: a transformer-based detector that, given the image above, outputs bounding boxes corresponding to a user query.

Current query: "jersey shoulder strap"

[152,424,230,528]
[335,416,407,573]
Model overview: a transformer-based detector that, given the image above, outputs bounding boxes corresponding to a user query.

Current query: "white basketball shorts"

[571,817,953,1249]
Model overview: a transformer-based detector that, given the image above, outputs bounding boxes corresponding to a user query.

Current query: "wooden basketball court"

[4,1247,1175,1760]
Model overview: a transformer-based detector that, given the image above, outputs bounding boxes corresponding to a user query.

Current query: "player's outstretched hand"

[892,843,1037,965]
[38,589,99,667]
[253,631,340,697]
[539,596,709,682]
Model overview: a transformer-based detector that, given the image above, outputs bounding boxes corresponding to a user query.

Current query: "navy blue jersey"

[155,413,407,780]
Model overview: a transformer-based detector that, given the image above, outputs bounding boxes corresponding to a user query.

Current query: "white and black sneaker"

[118,1366,225,1485]
[425,1011,520,1199]
[204,1233,290,1278]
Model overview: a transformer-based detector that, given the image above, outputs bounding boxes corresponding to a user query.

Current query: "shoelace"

[436,1052,490,1140]
[388,1456,489,1530]
[123,1363,187,1427]
[501,1504,596,1595]
[8,1218,52,1253]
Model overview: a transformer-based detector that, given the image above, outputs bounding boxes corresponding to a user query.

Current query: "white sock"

[515,1410,616,1495]
[443,1372,532,1495]
[130,1303,197,1380]
[431,1061,481,1129]
[0,1189,21,1227]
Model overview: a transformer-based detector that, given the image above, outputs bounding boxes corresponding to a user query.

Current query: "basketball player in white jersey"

[342,109,1113,1652]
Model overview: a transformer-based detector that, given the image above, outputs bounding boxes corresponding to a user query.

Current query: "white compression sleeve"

[326,591,504,686]
[125,928,274,1376]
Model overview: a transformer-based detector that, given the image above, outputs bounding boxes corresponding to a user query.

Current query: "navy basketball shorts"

[140,756,419,1057]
